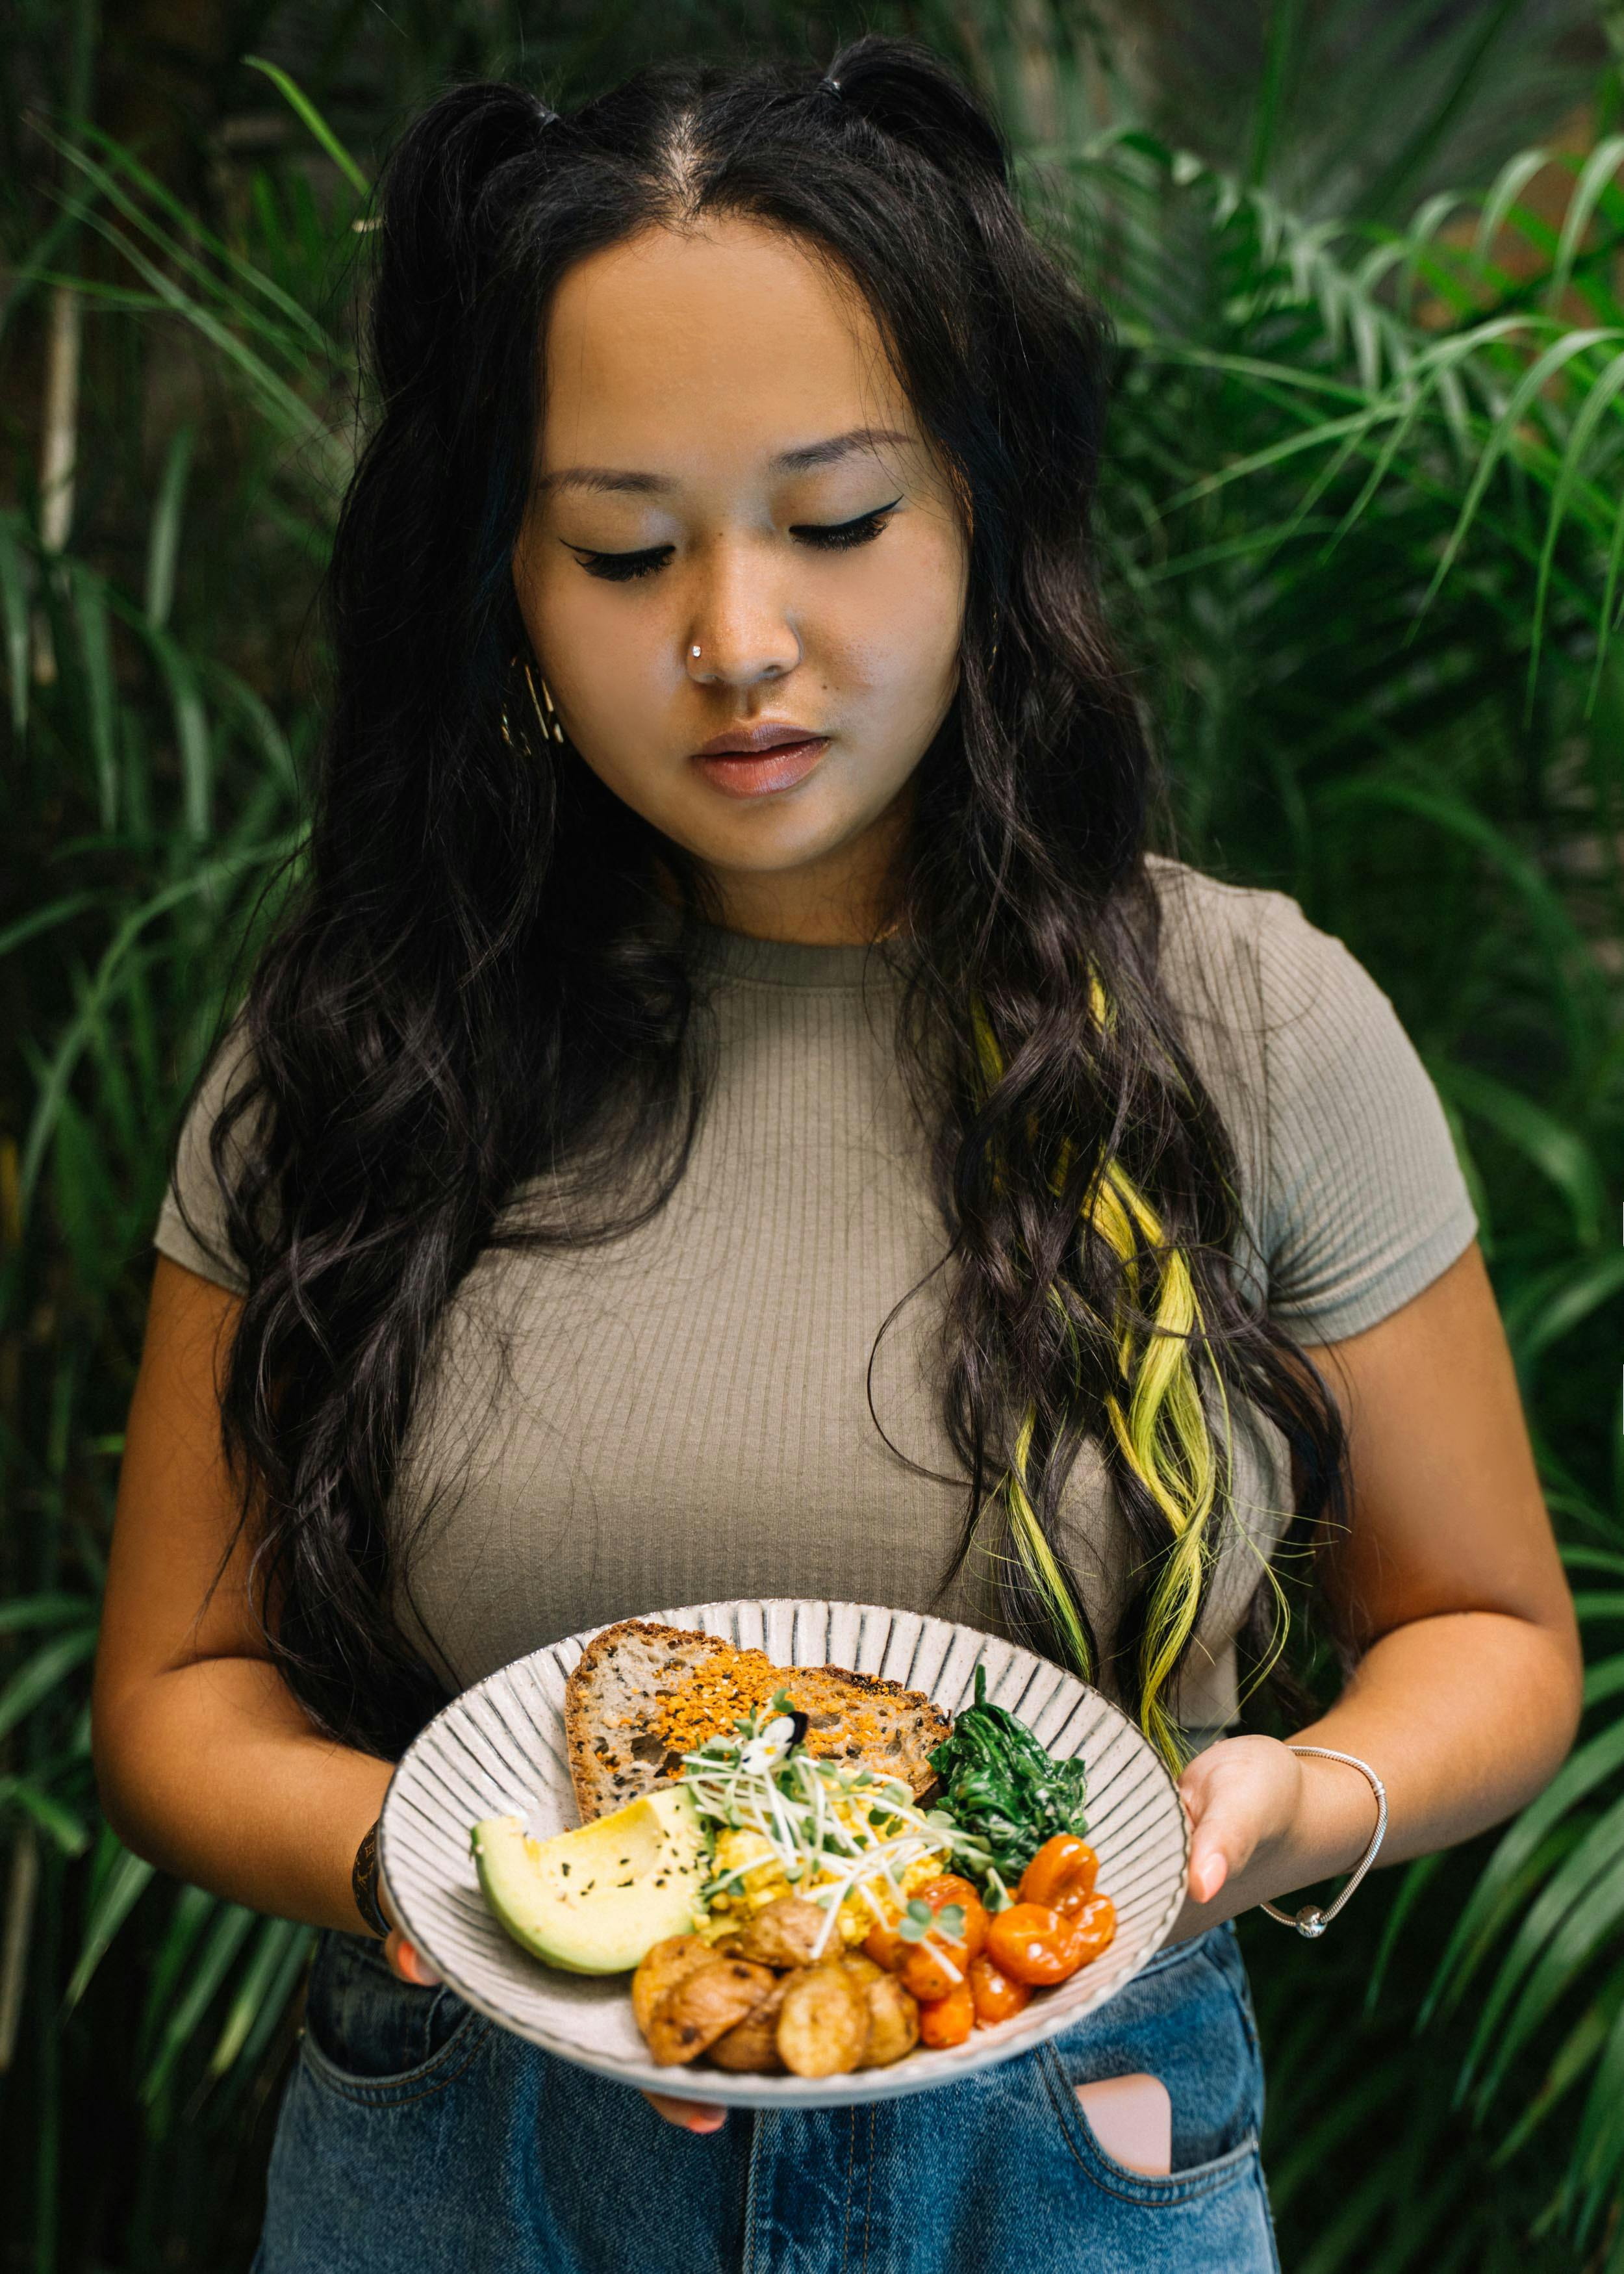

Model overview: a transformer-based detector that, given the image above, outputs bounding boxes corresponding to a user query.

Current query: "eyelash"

[570,503,902,585]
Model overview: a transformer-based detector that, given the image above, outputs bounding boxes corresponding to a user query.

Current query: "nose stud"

[691,645,702,658]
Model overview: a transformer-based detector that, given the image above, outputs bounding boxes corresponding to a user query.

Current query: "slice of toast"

[564,1617,952,1822]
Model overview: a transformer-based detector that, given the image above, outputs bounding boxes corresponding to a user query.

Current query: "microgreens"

[677,1676,1072,1958]
[678,1696,993,1959]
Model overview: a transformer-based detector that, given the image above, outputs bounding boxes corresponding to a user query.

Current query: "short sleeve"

[153,1016,262,1295]
[1258,894,1478,1343]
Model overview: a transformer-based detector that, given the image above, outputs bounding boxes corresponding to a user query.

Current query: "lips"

[690,735,830,799]
[691,722,825,758]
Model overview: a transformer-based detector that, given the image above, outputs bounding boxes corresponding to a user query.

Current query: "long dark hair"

[178,34,1351,1769]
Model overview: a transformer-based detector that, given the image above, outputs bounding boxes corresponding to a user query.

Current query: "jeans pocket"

[1038,1923,1263,2205]
[1043,2060,1262,2204]
[299,1929,488,2105]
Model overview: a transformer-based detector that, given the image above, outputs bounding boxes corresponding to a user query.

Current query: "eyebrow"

[533,425,917,499]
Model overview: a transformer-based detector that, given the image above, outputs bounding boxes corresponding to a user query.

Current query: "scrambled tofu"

[698,1793,948,1948]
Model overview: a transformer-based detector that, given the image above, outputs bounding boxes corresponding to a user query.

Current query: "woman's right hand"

[377,1875,726,2133]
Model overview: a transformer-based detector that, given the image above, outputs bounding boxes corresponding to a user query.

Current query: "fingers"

[642,2090,727,2134]
[1178,1761,1229,1905]
[1178,1731,1302,1906]
[1187,1847,1229,1904]
[374,1871,442,1985]
[384,1925,443,1986]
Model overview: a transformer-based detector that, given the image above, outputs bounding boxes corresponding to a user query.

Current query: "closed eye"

[566,500,904,584]
[793,500,904,552]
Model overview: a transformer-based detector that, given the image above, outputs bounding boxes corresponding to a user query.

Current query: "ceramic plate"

[378,1598,1191,2108]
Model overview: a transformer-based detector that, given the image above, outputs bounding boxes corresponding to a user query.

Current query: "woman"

[92,36,1581,2273]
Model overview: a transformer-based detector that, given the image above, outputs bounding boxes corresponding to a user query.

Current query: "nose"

[684,553,802,686]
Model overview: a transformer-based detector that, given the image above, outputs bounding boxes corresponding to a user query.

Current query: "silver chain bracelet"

[1258,1745,1389,1939]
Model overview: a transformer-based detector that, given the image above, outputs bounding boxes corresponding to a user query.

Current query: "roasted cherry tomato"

[1018,1835,1098,1919]
[984,1901,1085,1986]
[863,1917,906,1971]
[918,1977,976,2049]
[869,1877,987,1994]
[1069,1891,1117,1964]
[968,1951,1032,2026]
[909,1876,989,1958]
[898,1934,971,2004]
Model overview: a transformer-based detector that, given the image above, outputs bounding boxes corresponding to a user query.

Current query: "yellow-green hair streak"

[969,984,1293,1780]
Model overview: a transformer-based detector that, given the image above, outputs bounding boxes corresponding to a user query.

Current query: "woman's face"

[511,214,971,941]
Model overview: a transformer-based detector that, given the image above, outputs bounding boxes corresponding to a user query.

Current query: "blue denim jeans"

[251,1917,1280,2272]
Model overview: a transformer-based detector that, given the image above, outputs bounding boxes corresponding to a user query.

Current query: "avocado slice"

[471,1784,710,1974]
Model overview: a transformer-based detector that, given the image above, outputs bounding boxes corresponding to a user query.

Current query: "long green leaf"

[242,57,372,198]
[1434,1062,1607,1246]
[16,830,300,1215]
[1425,1718,1624,2021]
[140,1902,256,2111]
[0,517,34,734]
[1528,344,1624,691]
[1505,1253,1624,1379]
[0,1778,89,1856]
[0,1629,99,1744]
[1547,138,1624,313]
[1419,326,1624,611]
[67,561,118,830]
[1463,1793,1624,2104]
[0,1594,96,1636]
[64,1843,156,2011]
[1366,1851,1449,2012]
[144,426,194,632]
[205,1915,306,2076]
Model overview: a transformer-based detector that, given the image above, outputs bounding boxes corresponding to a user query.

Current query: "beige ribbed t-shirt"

[153,854,1477,1737]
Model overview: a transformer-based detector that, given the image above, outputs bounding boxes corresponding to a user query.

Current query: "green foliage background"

[2,1,1623,2266]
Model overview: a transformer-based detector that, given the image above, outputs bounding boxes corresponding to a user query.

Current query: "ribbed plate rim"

[378,1598,1192,2108]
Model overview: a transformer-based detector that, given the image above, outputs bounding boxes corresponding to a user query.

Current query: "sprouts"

[678,1692,1010,1961]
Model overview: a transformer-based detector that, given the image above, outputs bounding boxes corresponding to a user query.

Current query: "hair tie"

[820,73,843,101]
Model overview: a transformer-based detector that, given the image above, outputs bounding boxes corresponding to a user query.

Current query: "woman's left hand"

[378,1874,444,1986]
[1176,1733,1306,1908]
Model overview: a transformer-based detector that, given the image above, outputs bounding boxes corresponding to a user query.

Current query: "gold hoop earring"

[533,662,565,743]
[500,652,565,752]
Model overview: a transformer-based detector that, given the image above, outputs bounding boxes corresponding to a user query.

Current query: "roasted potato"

[854,1967,921,2069]
[644,1959,778,2067]
[707,1975,790,2073]
[775,1961,869,2078]
[839,1950,885,1988]
[631,1935,713,2038]
[709,1932,750,1960]
[733,1895,828,1970]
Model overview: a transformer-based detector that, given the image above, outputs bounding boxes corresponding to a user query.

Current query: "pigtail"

[821,32,1012,191]
[368,84,558,403]
[339,84,557,758]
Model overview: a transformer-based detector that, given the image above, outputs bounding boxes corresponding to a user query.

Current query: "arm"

[1167,1239,1584,1941]
[97,1255,721,2135]
[91,1255,392,1935]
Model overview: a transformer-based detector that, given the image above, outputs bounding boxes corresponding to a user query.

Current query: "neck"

[653,782,911,946]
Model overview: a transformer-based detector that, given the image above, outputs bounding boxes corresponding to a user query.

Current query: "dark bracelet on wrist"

[351,1817,390,1939]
